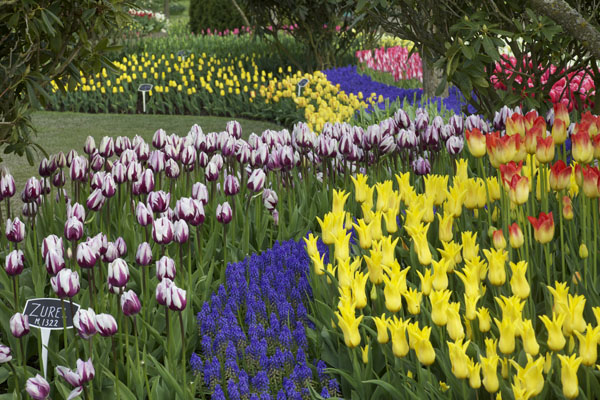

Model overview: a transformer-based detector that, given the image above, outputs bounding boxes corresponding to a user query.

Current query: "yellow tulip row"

[306,166,598,399]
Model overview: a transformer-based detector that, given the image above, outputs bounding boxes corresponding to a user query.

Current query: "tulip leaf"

[146,353,185,399]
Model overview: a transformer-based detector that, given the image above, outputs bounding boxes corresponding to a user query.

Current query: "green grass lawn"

[2,111,281,203]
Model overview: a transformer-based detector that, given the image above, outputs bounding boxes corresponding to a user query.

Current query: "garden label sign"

[23,298,80,379]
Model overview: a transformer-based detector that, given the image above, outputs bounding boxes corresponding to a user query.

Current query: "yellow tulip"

[383,208,398,234]
[389,316,410,358]
[380,236,399,267]
[461,231,479,261]
[437,212,454,243]
[509,261,530,299]
[438,240,462,271]
[408,324,436,366]
[520,319,540,356]
[351,271,369,309]
[455,158,469,183]
[372,315,390,344]
[467,358,482,389]
[557,354,583,399]
[496,295,525,336]
[375,181,394,212]
[335,299,363,348]
[417,268,433,296]
[361,344,369,364]
[540,312,566,351]
[510,354,545,397]
[382,262,408,313]
[403,287,422,315]
[422,194,435,223]
[370,211,383,241]
[483,248,508,286]
[464,294,481,320]
[444,184,467,217]
[352,219,372,249]
[424,174,449,205]
[412,226,432,266]
[333,230,351,263]
[480,355,500,393]
[447,302,465,341]
[364,247,384,285]
[332,189,350,214]
[477,307,492,332]
[574,324,600,366]
[316,212,345,245]
[455,261,482,298]
[336,258,354,288]
[447,338,471,379]
[404,206,425,232]
[430,289,451,326]
[431,258,450,291]
[310,253,325,276]
[563,294,586,336]
[494,317,516,354]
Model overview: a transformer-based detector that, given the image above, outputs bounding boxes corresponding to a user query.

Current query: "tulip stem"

[112,338,120,400]
[222,225,227,282]
[544,243,551,286]
[12,276,18,312]
[124,316,130,387]
[558,194,566,281]
[478,158,492,230]
[178,312,188,399]
[133,318,150,399]
[8,362,19,399]
[61,298,68,354]
[581,194,588,289]
[593,199,598,287]
[88,268,96,311]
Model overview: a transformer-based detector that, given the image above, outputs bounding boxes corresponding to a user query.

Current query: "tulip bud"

[69,156,87,182]
[446,136,464,155]
[73,308,98,340]
[67,202,85,222]
[5,217,25,242]
[492,229,506,250]
[26,374,50,400]
[64,217,84,241]
[191,182,209,205]
[84,136,96,155]
[0,174,16,198]
[579,243,589,259]
[103,242,119,263]
[135,242,152,266]
[76,242,97,269]
[262,189,278,212]
[5,249,24,276]
[563,196,574,220]
[508,223,524,249]
[148,150,166,173]
[247,169,266,192]
[10,312,29,338]
[152,217,174,245]
[136,202,153,226]
[205,161,220,182]
[23,177,41,202]
[98,137,114,158]
[86,188,105,211]
[90,153,104,172]
[224,175,240,196]
[272,209,279,226]
[167,284,187,311]
[148,191,171,213]
[153,129,167,149]
[135,141,150,161]
[411,157,431,175]
[181,145,197,166]
[165,158,180,179]
[156,256,176,281]
[45,248,66,275]
[173,220,189,244]
[51,268,80,297]
[156,278,173,305]
[77,358,95,384]
[216,202,233,224]
[95,313,118,337]
[0,344,11,363]
[107,258,129,288]
[120,290,141,316]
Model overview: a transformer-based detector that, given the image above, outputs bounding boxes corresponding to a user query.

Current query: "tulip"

[135,202,153,227]
[562,195,574,220]
[509,261,530,299]
[508,222,524,249]
[148,191,171,213]
[86,188,105,211]
[45,248,65,275]
[465,128,486,157]
[156,256,176,281]
[563,294,586,336]
[535,135,555,163]
[416,268,433,296]
[121,290,141,316]
[224,175,240,196]
[527,212,554,244]
[437,212,454,243]
[73,308,98,339]
[411,157,431,175]
[520,319,540,356]
[10,312,29,338]
[152,129,166,149]
[5,217,25,242]
[156,278,173,306]
[107,258,129,288]
[447,338,470,379]
[572,130,594,164]
[430,289,451,326]
[64,217,84,241]
[26,374,50,400]
[69,156,87,182]
[372,316,390,344]
[76,242,97,269]
[540,312,566,351]
[103,242,119,263]
[477,307,492,332]
[0,173,16,198]
[51,269,80,297]
[0,344,12,363]
[507,174,529,205]
[446,302,465,341]
[5,249,24,276]
[95,313,118,337]
[216,202,233,224]
[114,237,127,257]
[483,248,507,286]
[167,284,187,311]
[136,169,155,195]
[336,300,362,348]
[136,242,152,266]
[506,113,525,137]
[480,355,499,393]
[152,217,174,245]
[557,354,582,399]
[192,182,209,204]
[574,324,600,366]
[99,136,114,158]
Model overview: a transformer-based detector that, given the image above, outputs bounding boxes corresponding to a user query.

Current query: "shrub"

[189,0,245,34]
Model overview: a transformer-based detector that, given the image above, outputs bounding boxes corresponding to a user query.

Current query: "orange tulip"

[508,175,529,205]
[582,166,600,198]
[549,160,571,191]
[506,113,525,138]
[499,161,523,190]
[466,128,487,158]
[551,118,567,145]
[492,229,506,250]
[524,110,540,131]
[535,135,554,164]
[572,130,593,164]
[593,135,600,159]
[527,212,555,244]
[554,102,570,127]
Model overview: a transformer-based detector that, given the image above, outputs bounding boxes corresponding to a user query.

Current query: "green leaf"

[482,36,500,61]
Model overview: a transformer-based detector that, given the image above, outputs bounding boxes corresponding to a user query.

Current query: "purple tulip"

[135,242,152,266]
[45,248,66,275]
[415,110,429,134]
[247,169,265,192]
[226,120,242,139]
[397,128,417,149]
[126,161,142,182]
[251,145,268,167]
[70,156,87,182]
[107,258,129,288]
[173,220,189,244]
[39,177,51,195]
[191,183,208,205]
[205,161,220,182]
[156,256,176,281]
[10,312,29,338]
[224,175,240,196]
[26,374,50,400]
[52,170,66,188]
[120,290,141,316]
[64,217,84,241]
[73,308,98,340]
[5,217,25,242]
[216,202,233,224]
[23,177,41,202]
[198,151,209,168]
[86,188,105,211]
[262,189,278,212]
[152,217,174,245]
[103,242,119,263]
[167,284,187,311]
[98,137,114,158]
[148,191,171,213]
[84,136,96,155]
[165,158,180,179]
[101,174,116,198]
[67,202,85,222]
[5,249,24,276]
[51,269,80,297]
[0,344,12,363]
[148,150,166,173]
[42,235,63,259]
[115,237,127,257]
[111,161,127,184]
[136,202,153,227]
[38,158,52,177]
[293,122,315,149]
[135,141,150,162]
[446,136,464,155]
[137,169,154,195]
[272,209,279,226]
[422,125,440,147]
[411,157,431,175]
[156,278,173,306]
[394,108,410,130]
[95,313,118,337]
[0,174,16,198]
[379,135,396,154]
[76,242,97,269]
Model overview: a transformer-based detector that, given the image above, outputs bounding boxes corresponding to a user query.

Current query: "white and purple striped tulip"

[84,136,96,155]
[0,173,16,198]
[247,169,265,192]
[135,242,152,266]
[191,182,208,205]
[73,308,98,340]
[10,312,29,338]
[64,217,84,241]
[51,269,80,297]
[216,202,232,224]
[5,249,24,276]
[156,278,173,305]
[173,220,189,244]
[95,313,118,337]
[165,158,180,179]
[136,202,153,227]
[152,217,174,245]
[76,242,97,269]
[86,188,105,212]
[156,256,176,281]
[148,191,170,213]
[167,284,187,311]
[45,248,66,275]
[107,258,129,288]
[102,174,116,198]
[120,290,141,316]
[5,217,25,242]
[263,189,278,212]
[0,344,11,363]
[26,374,50,400]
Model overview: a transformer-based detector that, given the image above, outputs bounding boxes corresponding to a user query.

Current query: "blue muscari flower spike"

[316,360,327,382]
[212,384,226,400]
[293,321,308,349]
[238,370,250,396]
[251,370,269,393]
[277,389,286,400]
[189,353,203,372]
[227,379,241,400]
[320,387,331,399]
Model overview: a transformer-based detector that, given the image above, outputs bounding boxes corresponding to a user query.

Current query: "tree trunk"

[164,0,170,19]
[528,0,600,60]
[422,51,447,99]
